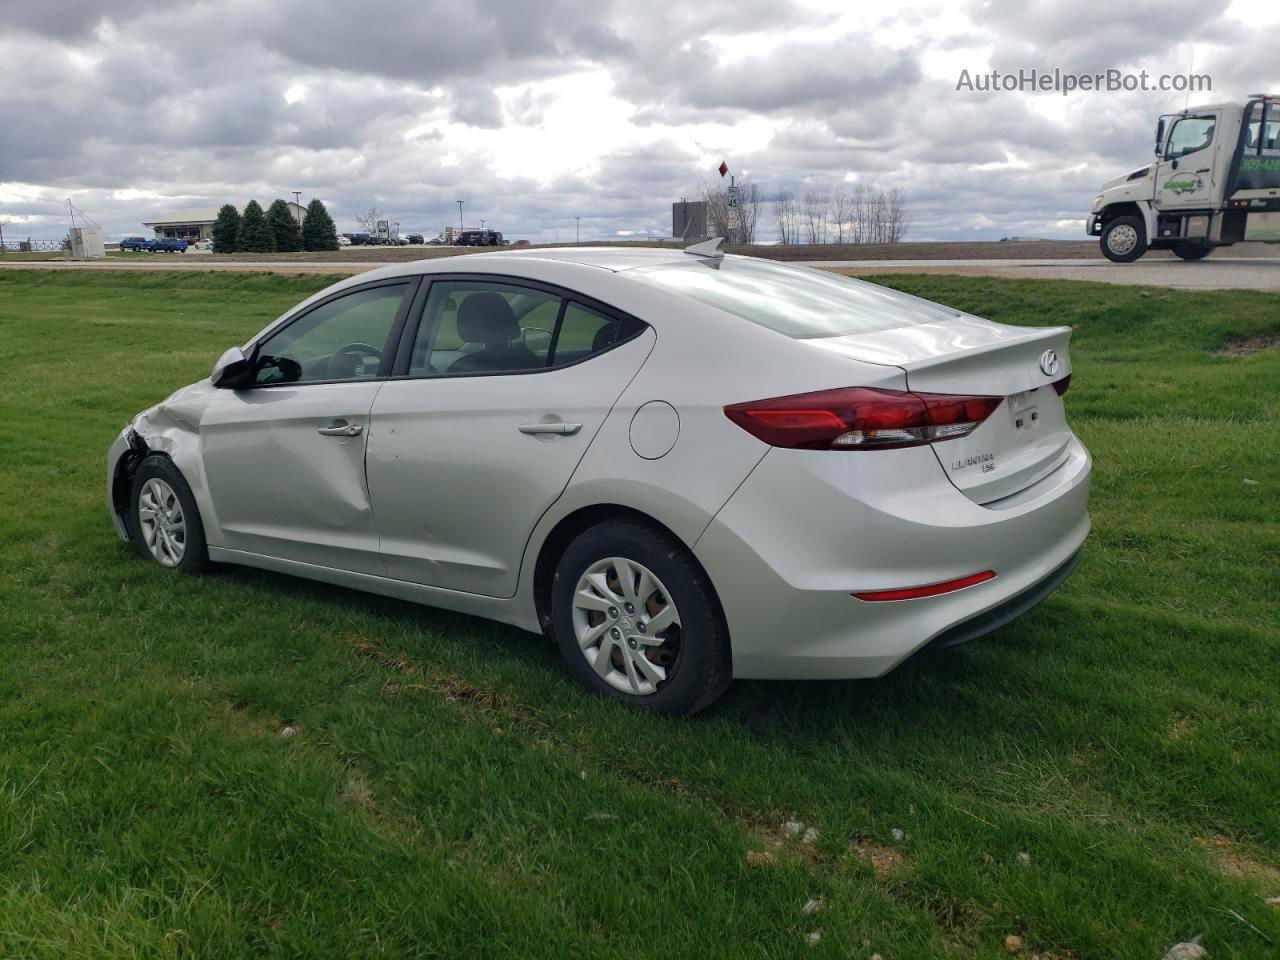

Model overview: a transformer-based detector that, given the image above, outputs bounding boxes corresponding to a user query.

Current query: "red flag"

[718,161,729,177]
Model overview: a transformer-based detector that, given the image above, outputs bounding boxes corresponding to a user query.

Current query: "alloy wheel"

[137,477,186,567]
[571,556,682,696]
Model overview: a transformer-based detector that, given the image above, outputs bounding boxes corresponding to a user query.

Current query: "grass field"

[0,269,1277,959]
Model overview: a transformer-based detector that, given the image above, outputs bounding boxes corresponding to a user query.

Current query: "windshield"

[626,256,958,339]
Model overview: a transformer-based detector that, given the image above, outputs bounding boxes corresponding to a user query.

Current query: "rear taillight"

[1052,374,1071,396]
[724,387,1002,450]
[853,570,996,602]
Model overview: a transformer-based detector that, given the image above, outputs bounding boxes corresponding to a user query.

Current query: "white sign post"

[726,179,741,243]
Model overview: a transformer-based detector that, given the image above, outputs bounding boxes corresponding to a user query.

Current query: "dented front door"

[199,381,385,574]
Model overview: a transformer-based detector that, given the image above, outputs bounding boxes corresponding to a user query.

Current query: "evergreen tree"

[266,199,303,252]
[301,198,339,251]
[236,200,275,253]
[211,203,240,253]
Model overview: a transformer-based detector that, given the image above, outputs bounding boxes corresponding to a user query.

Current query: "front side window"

[1166,116,1216,159]
[251,282,409,386]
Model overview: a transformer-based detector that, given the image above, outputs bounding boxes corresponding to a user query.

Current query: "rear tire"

[550,519,731,714]
[1172,242,1212,261]
[1101,215,1147,263]
[127,456,209,574]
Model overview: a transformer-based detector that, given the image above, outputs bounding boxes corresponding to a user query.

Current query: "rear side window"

[627,257,957,339]
[408,281,643,376]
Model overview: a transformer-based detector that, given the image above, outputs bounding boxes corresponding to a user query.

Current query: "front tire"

[1172,242,1212,261]
[1101,215,1147,262]
[550,519,731,714]
[128,456,208,573]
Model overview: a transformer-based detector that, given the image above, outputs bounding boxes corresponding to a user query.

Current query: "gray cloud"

[0,0,1268,244]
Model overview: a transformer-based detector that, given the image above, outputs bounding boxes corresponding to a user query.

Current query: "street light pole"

[575,216,580,243]
[456,200,464,232]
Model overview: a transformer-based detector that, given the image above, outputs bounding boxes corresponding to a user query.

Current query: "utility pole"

[456,200,464,232]
[292,191,302,223]
[575,216,580,243]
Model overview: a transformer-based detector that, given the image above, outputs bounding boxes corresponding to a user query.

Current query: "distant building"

[672,200,708,240]
[142,201,306,239]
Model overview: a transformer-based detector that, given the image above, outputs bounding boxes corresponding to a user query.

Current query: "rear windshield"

[627,256,958,338]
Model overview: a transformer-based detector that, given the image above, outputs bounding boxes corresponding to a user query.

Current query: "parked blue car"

[118,237,188,253]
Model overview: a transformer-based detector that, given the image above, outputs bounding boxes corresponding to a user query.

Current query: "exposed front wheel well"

[1099,201,1144,225]
[110,433,170,535]
[531,505,727,642]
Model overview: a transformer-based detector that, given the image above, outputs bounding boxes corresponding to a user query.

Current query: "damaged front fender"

[105,380,219,541]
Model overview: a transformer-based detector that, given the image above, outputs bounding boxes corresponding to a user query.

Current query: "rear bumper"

[915,547,1081,654]
[694,434,1091,680]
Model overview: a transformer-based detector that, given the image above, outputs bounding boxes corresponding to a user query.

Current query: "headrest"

[457,292,519,344]
[592,320,619,352]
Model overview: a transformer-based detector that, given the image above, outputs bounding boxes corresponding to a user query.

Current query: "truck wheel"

[1172,243,1212,261]
[1101,215,1147,262]
[1100,216,1152,263]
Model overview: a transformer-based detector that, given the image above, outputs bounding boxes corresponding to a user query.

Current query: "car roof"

[409,245,695,274]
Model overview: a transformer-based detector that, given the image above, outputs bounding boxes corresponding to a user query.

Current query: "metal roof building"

[142,201,305,239]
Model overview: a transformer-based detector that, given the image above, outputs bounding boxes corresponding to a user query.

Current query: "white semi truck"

[1088,95,1280,261]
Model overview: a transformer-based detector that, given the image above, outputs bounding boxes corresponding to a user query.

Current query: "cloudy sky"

[2,0,1278,244]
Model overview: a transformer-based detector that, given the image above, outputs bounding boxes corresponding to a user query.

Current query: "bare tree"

[774,190,798,245]
[738,181,762,244]
[885,187,910,243]
[356,206,383,233]
[702,178,763,243]
[831,186,850,245]
[802,189,828,245]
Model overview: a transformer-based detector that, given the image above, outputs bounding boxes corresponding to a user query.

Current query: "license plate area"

[1007,388,1041,433]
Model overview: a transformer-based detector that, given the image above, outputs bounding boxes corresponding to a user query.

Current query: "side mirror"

[211,346,250,388]
[1155,118,1166,156]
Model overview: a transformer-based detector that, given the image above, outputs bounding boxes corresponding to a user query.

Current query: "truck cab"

[1088,96,1280,261]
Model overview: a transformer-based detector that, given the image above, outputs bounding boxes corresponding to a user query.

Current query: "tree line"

[212,198,339,253]
[701,181,910,245]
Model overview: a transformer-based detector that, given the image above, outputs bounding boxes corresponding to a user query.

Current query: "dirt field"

[5,240,1276,268]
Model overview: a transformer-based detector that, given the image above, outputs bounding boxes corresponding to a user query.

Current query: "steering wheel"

[328,342,383,379]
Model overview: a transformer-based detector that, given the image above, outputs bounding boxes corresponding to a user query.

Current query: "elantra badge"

[1039,349,1061,377]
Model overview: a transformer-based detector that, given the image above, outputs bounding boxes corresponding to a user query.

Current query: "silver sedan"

[106,242,1091,713]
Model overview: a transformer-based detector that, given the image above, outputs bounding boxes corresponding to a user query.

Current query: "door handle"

[519,422,582,436]
[317,420,363,437]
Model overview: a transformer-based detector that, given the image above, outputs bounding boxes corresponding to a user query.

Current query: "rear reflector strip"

[852,570,996,602]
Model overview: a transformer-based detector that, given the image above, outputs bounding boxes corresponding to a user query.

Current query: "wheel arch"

[531,503,729,642]
[1100,201,1155,237]
[110,432,175,535]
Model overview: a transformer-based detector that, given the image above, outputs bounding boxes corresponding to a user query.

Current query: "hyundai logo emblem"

[1039,349,1061,377]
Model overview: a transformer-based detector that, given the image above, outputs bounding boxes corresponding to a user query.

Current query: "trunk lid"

[810,315,1074,504]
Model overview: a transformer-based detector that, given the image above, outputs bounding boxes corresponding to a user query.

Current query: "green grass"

[1,269,1278,959]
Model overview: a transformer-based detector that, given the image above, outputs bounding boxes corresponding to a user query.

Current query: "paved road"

[3,254,1279,289]
[800,256,1280,290]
